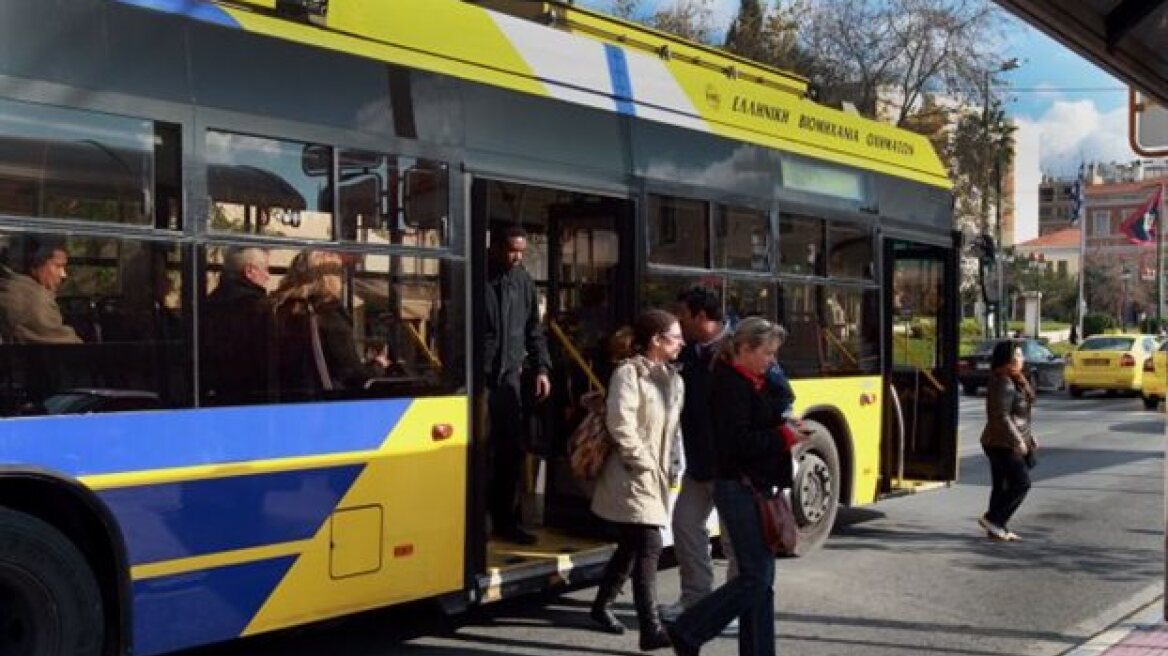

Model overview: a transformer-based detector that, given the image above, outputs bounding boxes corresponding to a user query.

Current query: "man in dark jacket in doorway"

[484,227,551,545]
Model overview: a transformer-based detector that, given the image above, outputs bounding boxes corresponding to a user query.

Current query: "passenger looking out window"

[0,241,81,345]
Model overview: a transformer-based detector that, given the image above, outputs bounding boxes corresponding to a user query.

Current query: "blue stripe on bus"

[604,44,636,117]
[112,0,242,28]
[0,399,409,477]
[133,555,296,656]
[100,465,364,565]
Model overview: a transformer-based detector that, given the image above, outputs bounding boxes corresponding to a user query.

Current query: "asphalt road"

[185,391,1165,656]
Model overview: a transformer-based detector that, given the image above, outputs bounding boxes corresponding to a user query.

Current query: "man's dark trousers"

[488,369,525,533]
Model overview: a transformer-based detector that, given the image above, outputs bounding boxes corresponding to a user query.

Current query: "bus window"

[648,195,709,268]
[822,286,880,374]
[715,205,771,272]
[828,221,875,280]
[725,278,777,325]
[336,149,449,247]
[778,214,825,277]
[0,232,191,416]
[777,281,823,377]
[642,272,723,314]
[200,246,461,405]
[206,131,334,241]
[0,98,181,228]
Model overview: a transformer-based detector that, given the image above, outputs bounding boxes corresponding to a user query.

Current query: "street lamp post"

[982,58,1020,338]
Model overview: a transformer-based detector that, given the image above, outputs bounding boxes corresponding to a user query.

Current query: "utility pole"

[981,58,1019,338]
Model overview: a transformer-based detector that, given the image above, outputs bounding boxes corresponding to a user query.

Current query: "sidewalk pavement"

[1068,600,1167,656]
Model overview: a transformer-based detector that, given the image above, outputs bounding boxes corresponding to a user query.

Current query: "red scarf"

[729,362,766,391]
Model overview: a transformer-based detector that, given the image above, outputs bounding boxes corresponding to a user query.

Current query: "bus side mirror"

[403,164,448,230]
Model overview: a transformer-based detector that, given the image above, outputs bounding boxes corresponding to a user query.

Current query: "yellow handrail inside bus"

[548,320,605,393]
[404,322,443,369]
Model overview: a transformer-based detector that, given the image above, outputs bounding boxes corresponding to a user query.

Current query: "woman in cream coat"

[588,309,684,651]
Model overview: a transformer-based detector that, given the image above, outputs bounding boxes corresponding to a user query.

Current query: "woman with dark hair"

[588,309,685,651]
[668,316,792,656]
[978,339,1037,541]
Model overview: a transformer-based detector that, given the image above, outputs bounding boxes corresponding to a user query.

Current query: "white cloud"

[1016,99,1136,175]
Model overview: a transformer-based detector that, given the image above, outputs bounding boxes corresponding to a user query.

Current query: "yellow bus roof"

[207,0,950,188]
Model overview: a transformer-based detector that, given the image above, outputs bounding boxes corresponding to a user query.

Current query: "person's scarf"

[993,360,1036,404]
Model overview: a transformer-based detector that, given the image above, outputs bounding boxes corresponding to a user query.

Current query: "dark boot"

[634,581,671,651]
[589,567,627,635]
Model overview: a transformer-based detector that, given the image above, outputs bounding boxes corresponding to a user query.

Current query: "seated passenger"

[202,247,272,405]
[270,250,389,397]
[0,242,82,344]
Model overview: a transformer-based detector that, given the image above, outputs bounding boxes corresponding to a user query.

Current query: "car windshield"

[1079,337,1135,351]
[973,340,1002,355]
[41,393,98,415]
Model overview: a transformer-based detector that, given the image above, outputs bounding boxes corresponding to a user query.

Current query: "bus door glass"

[883,239,959,487]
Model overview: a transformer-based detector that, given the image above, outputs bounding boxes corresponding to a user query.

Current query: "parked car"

[1140,340,1168,409]
[957,338,1065,396]
[1064,334,1161,398]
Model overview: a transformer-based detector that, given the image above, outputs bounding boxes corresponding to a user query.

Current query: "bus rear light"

[1121,354,1136,368]
[432,424,454,441]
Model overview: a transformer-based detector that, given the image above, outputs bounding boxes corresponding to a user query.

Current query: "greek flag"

[1069,162,1085,226]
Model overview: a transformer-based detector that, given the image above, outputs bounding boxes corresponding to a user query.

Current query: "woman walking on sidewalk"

[978,339,1038,541]
[667,317,792,656]
[588,309,685,651]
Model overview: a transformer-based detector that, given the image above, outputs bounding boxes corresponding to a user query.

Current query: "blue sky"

[577,0,1141,175]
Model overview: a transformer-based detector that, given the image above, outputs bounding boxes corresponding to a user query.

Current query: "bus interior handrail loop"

[548,320,605,393]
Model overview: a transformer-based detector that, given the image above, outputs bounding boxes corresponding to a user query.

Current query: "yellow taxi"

[1140,340,1168,409]
[1065,334,1161,398]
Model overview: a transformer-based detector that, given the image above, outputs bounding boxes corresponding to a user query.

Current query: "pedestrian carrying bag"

[744,477,798,556]
[568,390,612,480]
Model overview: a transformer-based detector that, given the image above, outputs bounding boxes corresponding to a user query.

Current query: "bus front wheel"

[790,419,840,556]
[0,508,103,656]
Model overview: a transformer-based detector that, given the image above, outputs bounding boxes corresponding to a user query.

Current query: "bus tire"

[1068,385,1083,398]
[790,419,840,557]
[0,508,103,656]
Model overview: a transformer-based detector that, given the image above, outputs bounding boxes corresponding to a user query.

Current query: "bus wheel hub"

[796,453,833,525]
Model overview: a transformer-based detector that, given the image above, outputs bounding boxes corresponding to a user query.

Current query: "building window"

[1092,210,1111,236]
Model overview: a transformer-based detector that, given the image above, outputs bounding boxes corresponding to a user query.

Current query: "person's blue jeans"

[671,479,776,656]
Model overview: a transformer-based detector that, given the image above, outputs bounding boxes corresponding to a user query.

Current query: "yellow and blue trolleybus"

[0,1,960,654]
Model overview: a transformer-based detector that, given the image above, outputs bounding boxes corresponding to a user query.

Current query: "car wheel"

[1069,385,1083,398]
[962,383,979,396]
[1143,395,1160,410]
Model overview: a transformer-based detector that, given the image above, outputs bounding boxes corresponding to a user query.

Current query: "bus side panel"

[789,375,883,505]
[0,397,467,656]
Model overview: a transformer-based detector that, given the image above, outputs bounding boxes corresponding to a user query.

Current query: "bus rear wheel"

[790,419,840,556]
[0,508,103,656]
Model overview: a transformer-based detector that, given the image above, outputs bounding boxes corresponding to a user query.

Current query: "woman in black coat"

[270,250,388,398]
[978,339,1037,541]
[668,317,792,656]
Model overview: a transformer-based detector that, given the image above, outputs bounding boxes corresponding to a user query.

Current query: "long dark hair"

[991,339,1035,402]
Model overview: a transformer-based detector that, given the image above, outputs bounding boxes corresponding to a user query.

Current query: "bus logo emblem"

[705,84,722,110]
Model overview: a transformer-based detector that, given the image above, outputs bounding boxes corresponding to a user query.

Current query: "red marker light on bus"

[432,424,454,441]
[393,544,414,558]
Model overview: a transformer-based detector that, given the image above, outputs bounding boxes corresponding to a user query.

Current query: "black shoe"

[493,525,537,545]
[589,604,626,635]
[639,623,671,651]
[665,625,699,656]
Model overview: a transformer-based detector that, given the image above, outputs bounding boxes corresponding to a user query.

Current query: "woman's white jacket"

[590,355,684,527]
